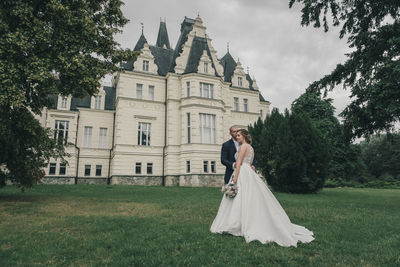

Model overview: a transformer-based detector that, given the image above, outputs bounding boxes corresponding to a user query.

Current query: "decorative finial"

[247,66,249,74]
[238,57,240,63]
[227,42,229,53]
[141,22,144,34]
[198,12,200,17]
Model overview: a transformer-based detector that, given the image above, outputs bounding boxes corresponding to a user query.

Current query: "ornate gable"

[232,61,249,88]
[197,50,215,75]
[174,16,223,77]
[133,43,158,74]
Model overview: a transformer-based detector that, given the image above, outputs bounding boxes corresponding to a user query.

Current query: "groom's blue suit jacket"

[221,139,256,184]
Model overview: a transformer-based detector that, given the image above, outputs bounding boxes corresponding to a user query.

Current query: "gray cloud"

[116,0,351,116]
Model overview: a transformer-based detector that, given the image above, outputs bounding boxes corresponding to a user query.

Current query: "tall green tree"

[291,91,369,181]
[289,0,400,138]
[250,109,329,193]
[360,134,400,179]
[0,0,134,189]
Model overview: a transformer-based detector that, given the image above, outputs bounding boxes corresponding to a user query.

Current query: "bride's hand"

[233,178,237,183]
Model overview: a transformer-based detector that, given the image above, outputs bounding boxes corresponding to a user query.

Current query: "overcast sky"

[113,0,352,116]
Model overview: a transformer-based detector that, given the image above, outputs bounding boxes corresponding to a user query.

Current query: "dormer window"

[61,97,68,108]
[94,96,101,110]
[238,77,243,87]
[143,60,149,71]
[204,63,208,73]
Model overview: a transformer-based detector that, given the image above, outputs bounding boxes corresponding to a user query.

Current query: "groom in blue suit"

[221,126,255,184]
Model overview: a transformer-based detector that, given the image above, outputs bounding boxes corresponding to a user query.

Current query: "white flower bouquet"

[221,182,238,198]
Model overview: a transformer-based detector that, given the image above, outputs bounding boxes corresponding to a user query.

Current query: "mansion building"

[39,16,270,186]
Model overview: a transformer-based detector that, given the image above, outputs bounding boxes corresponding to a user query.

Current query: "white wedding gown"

[210,146,314,247]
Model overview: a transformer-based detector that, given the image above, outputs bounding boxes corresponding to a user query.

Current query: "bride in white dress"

[210,129,314,247]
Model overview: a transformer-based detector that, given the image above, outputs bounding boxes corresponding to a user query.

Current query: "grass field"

[1,185,399,266]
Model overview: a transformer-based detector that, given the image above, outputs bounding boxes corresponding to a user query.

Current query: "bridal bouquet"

[221,182,238,198]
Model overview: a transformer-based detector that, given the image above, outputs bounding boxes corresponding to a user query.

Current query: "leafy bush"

[250,110,329,193]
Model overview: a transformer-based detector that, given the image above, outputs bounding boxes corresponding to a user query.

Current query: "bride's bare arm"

[233,144,248,183]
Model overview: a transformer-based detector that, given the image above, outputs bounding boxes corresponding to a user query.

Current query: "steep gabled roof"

[134,33,148,51]
[184,36,220,77]
[156,21,171,49]
[169,17,195,72]
[220,52,237,82]
[120,33,149,71]
[149,45,174,76]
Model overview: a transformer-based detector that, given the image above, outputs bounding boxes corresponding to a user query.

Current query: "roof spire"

[141,22,144,35]
[156,18,171,49]
[247,66,249,74]
[227,42,229,53]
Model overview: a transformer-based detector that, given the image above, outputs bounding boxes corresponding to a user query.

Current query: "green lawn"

[1,185,399,266]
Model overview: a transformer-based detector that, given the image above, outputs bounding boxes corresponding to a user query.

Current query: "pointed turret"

[156,20,171,49]
[134,32,148,51]
[220,51,237,82]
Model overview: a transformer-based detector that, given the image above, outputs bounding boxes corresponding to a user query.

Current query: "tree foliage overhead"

[0,0,134,189]
[289,0,400,138]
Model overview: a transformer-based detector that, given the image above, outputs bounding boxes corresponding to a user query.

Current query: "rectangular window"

[204,63,208,73]
[238,77,243,87]
[186,81,190,97]
[244,98,248,112]
[234,97,239,111]
[147,163,153,174]
[187,113,191,144]
[143,60,149,71]
[135,162,142,174]
[59,163,66,175]
[61,97,67,108]
[94,96,101,109]
[83,126,92,148]
[99,128,107,148]
[136,83,143,99]
[199,113,216,144]
[54,120,69,145]
[149,85,154,101]
[200,82,214,99]
[203,161,208,173]
[49,163,56,175]
[211,161,216,173]
[186,161,190,173]
[84,165,91,176]
[96,165,102,176]
[138,122,151,146]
